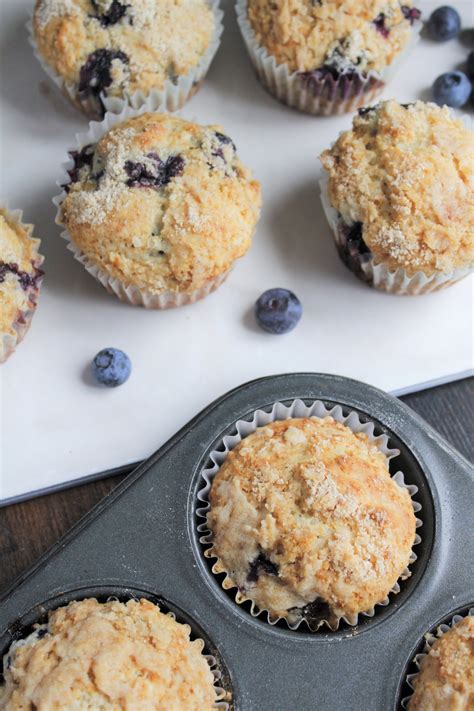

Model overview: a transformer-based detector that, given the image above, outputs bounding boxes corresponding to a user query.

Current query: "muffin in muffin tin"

[408,615,474,710]
[320,100,474,294]
[206,415,418,629]
[56,110,261,308]
[237,0,421,115]
[0,206,44,364]
[31,0,223,118]
[0,597,219,710]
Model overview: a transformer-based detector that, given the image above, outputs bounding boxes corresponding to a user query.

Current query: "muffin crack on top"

[207,417,417,628]
[320,100,474,277]
[0,598,218,710]
[33,0,217,114]
[247,0,420,78]
[58,112,261,298]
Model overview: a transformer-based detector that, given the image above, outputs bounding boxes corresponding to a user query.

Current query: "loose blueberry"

[91,0,129,26]
[466,50,474,80]
[91,348,131,387]
[124,153,185,189]
[401,5,421,24]
[255,288,302,335]
[247,553,279,583]
[78,49,129,98]
[427,6,461,41]
[373,13,390,38]
[432,71,472,107]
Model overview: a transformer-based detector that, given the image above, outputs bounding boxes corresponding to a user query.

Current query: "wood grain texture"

[0,378,472,596]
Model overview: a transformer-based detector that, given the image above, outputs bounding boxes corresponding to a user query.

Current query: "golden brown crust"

[247,0,417,75]
[33,0,215,98]
[0,209,42,336]
[59,113,261,295]
[320,101,474,275]
[208,417,416,622]
[409,617,474,710]
[0,598,217,710]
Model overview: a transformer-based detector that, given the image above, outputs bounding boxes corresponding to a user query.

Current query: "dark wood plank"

[1,378,472,596]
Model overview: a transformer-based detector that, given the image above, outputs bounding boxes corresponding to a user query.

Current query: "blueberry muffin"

[320,100,474,294]
[409,616,474,710]
[57,112,261,308]
[32,0,220,117]
[0,207,43,363]
[0,598,217,709]
[207,417,417,628]
[237,0,421,115]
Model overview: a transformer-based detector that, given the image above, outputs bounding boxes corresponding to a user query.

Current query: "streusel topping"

[247,0,419,75]
[208,417,416,623]
[320,101,474,275]
[59,112,261,295]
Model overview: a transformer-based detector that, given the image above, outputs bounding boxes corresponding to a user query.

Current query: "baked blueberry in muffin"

[207,417,417,628]
[58,112,261,308]
[0,207,44,363]
[320,100,474,293]
[239,0,421,115]
[409,616,474,710]
[32,0,220,117]
[0,598,218,709]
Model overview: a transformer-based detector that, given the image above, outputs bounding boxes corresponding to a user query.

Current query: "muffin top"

[320,101,474,275]
[409,616,474,710]
[0,209,42,339]
[207,417,416,624]
[59,112,261,295]
[0,598,217,710]
[247,0,420,76]
[33,0,215,109]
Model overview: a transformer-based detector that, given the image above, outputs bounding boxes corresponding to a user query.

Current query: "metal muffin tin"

[1,373,472,710]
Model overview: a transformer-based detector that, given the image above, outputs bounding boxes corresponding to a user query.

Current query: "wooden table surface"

[1,377,473,597]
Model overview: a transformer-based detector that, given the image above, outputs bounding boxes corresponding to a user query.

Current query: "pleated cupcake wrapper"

[197,399,422,632]
[0,203,44,364]
[3,603,230,710]
[319,174,473,295]
[27,0,224,120]
[401,607,474,709]
[53,102,231,309]
[235,0,421,116]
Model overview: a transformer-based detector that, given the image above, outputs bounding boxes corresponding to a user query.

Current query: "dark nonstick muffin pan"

[1,373,472,710]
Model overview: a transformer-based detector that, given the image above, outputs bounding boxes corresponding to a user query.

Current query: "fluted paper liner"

[28,1,224,119]
[0,203,44,364]
[401,607,474,709]
[53,101,232,309]
[319,173,473,295]
[236,0,421,116]
[197,399,422,632]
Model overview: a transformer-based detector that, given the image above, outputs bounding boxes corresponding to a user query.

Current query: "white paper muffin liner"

[27,1,224,119]
[2,598,230,709]
[319,174,473,295]
[53,102,232,309]
[235,0,421,116]
[197,399,423,632]
[0,203,44,364]
[401,607,474,708]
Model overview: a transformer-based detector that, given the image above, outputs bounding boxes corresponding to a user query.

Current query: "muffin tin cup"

[319,175,473,295]
[235,0,421,116]
[0,203,44,364]
[53,103,233,310]
[1,586,231,709]
[197,398,423,632]
[27,0,224,120]
[401,607,474,708]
